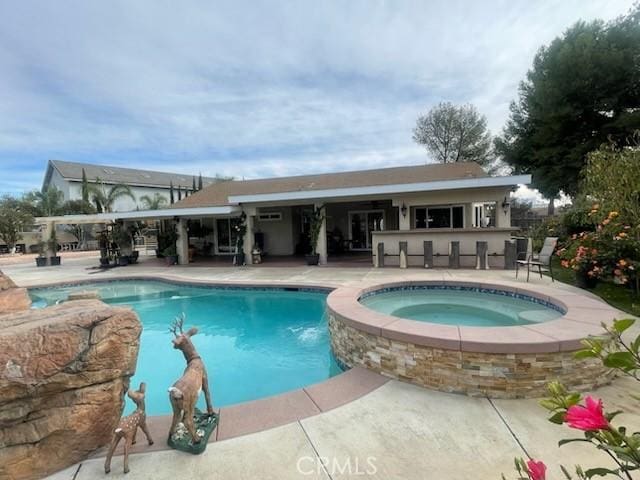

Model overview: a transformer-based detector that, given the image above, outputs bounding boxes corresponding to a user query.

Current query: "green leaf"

[606,410,624,422]
[549,411,566,424]
[574,350,598,360]
[613,318,635,334]
[540,398,561,411]
[566,393,583,407]
[559,438,591,447]
[603,352,637,370]
[584,467,618,478]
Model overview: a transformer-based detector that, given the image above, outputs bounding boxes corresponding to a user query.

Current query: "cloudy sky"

[0,0,633,200]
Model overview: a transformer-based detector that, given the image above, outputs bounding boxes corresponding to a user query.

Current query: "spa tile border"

[327,280,622,354]
[358,283,566,314]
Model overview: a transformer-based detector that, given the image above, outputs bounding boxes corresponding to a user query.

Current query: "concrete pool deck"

[3,254,638,479]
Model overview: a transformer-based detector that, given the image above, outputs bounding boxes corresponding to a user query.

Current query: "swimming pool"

[30,280,341,415]
[359,285,564,326]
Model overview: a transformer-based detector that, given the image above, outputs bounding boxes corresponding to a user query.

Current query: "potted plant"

[233,212,247,266]
[157,228,178,258]
[129,250,140,264]
[305,206,325,266]
[35,241,47,267]
[163,245,178,266]
[48,230,61,266]
[112,223,136,266]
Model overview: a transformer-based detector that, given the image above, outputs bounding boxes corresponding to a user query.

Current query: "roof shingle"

[173,162,487,208]
[48,160,215,189]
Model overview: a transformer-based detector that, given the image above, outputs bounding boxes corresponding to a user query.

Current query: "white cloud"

[0,0,634,194]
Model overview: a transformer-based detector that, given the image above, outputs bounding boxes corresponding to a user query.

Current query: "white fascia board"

[35,205,240,224]
[227,175,532,204]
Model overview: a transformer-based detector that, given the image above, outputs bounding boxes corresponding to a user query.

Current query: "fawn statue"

[104,382,153,474]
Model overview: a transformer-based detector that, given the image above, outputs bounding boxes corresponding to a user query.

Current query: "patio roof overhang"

[35,205,241,225]
[227,174,532,205]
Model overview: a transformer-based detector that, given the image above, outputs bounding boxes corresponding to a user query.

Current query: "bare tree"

[413,102,494,168]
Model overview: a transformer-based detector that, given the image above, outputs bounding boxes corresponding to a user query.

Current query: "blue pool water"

[360,287,563,327]
[30,281,341,415]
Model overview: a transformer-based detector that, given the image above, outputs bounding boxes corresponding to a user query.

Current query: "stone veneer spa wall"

[327,282,618,399]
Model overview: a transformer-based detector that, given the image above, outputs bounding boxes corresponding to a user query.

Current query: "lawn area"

[550,257,640,317]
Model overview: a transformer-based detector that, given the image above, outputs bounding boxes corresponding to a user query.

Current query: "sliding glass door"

[349,210,384,250]
[216,218,240,254]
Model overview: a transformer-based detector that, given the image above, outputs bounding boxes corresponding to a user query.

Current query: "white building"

[42,160,216,212]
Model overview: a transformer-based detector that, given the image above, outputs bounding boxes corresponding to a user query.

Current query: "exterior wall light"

[501,197,511,214]
[401,203,408,218]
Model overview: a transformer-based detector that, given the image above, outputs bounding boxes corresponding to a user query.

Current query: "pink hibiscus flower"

[565,396,609,431]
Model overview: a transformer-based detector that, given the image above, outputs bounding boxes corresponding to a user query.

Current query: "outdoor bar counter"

[371,228,518,268]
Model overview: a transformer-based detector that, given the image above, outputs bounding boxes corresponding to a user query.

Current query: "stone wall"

[0,298,142,480]
[329,313,611,399]
[0,270,31,313]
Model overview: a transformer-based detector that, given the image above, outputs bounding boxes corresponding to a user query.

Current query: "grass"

[549,257,640,317]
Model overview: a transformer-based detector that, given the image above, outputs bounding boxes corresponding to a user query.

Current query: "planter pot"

[575,270,598,289]
[99,257,110,267]
[234,253,245,266]
[49,256,61,266]
[165,255,178,266]
[128,251,139,264]
[35,257,47,267]
[117,256,130,266]
[305,254,320,266]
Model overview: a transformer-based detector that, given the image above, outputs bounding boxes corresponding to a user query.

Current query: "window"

[414,205,464,229]
[258,212,282,222]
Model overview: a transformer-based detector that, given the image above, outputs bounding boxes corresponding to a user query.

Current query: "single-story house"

[36,162,531,268]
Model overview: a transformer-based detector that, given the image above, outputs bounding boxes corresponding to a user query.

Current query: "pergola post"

[176,218,189,265]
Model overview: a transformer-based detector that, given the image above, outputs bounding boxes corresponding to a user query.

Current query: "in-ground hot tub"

[327,281,620,398]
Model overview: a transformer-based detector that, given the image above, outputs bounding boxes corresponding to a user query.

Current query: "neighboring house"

[38,162,531,267]
[42,160,216,212]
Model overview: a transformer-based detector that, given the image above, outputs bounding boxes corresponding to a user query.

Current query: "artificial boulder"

[0,269,31,313]
[0,299,142,480]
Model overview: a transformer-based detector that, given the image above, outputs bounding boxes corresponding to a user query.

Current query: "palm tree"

[88,178,135,213]
[139,193,168,210]
[24,186,65,217]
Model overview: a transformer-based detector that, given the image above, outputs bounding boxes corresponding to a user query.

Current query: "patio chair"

[516,237,558,282]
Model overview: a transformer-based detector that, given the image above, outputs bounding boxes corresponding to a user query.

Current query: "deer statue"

[104,382,153,474]
[168,314,214,445]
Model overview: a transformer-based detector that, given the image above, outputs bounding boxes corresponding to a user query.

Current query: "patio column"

[392,198,411,230]
[315,203,327,265]
[176,218,189,265]
[464,204,474,229]
[243,214,254,259]
[42,221,56,262]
